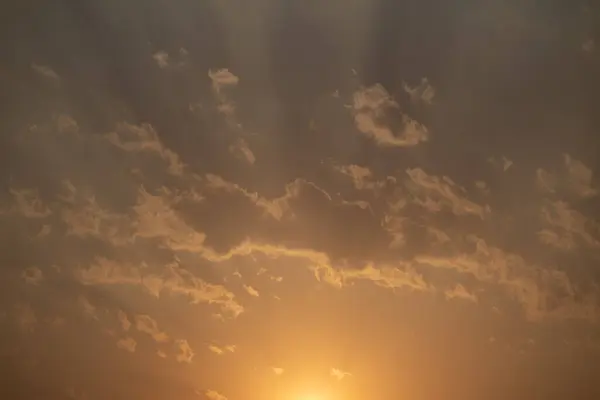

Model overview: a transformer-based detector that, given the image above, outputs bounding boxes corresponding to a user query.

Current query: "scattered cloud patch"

[205,390,227,400]
[444,284,478,303]
[175,339,194,363]
[135,315,169,343]
[117,337,137,353]
[244,285,260,297]
[352,84,429,147]
[330,367,352,381]
[403,77,435,104]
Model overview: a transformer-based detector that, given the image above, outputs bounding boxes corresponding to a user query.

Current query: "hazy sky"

[1,1,600,399]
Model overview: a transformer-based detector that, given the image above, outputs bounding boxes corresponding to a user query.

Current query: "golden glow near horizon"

[294,393,329,400]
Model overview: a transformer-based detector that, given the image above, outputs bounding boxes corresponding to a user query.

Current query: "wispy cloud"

[405,168,489,218]
[31,63,60,81]
[330,367,352,381]
[106,123,184,176]
[352,84,429,147]
[135,314,169,342]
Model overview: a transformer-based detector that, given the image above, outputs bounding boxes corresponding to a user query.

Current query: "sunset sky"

[1,1,600,399]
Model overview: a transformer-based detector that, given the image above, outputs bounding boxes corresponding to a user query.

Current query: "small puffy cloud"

[330,368,352,381]
[444,284,478,303]
[135,314,169,343]
[352,84,428,147]
[405,168,489,218]
[117,310,131,331]
[244,285,260,297]
[335,164,387,192]
[157,350,167,358]
[403,77,435,104]
[175,339,194,363]
[205,390,227,400]
[117,337,137,353]
[31,63,60,81]
[272,367,284,375]
[22,267,43,285]
[152,51,170,68]
[9,188,51,218]
[208,69,239,93]
[488,156,513,172]
[229,138,256,165]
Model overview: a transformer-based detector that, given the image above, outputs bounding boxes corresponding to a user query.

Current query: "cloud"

[334,164,387,192]
[22,267,43,285]
[405,168,489,218]
[31,63,60,81]
[488,156,513,172]
[59,181,133,246]
[78,296,99,320]
[205,390,227,400]
[204,174,306,221]
[106,123,184,176]
[416,236,599,322]
[175,339,194,363]
[134,314,169,343]
[564,154,597,198]
[272,367,284,375]
[540,200,600,248]
[208,69,239,93]
[330,368,352,381]
[9,188,51,218]
[352,84,429,147]
[535,155,596,199]
[153,51,170,68]
[76,258,244,317]
[117,310,131,331]
[403,77,435,104]
[444,284,478,303]
[537,229,575,251]
[244,285,260,297]
[229,138,256,165]
[535,168,557,194]
[209,344,235,355]
[116,337,137,353]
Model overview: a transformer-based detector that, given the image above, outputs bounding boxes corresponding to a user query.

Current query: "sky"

[1,0,600,399]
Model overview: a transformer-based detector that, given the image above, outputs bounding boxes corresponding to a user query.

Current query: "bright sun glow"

[295,393,328,400]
